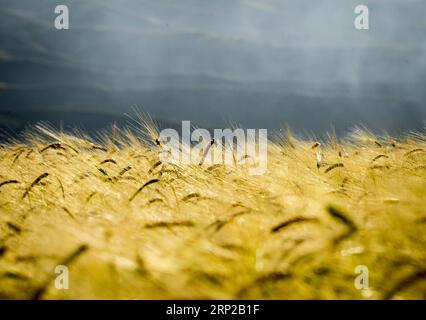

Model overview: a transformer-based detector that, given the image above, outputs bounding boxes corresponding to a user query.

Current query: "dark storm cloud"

[0,0,425,135]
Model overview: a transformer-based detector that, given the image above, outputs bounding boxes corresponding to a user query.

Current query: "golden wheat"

[0,122,425,299]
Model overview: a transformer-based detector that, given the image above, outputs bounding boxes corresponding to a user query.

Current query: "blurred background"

[0,0,425,138]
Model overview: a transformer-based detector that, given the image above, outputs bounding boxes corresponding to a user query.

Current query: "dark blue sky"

[0,0,425,135]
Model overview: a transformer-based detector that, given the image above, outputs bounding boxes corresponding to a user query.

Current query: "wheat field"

[0,119,425,300]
